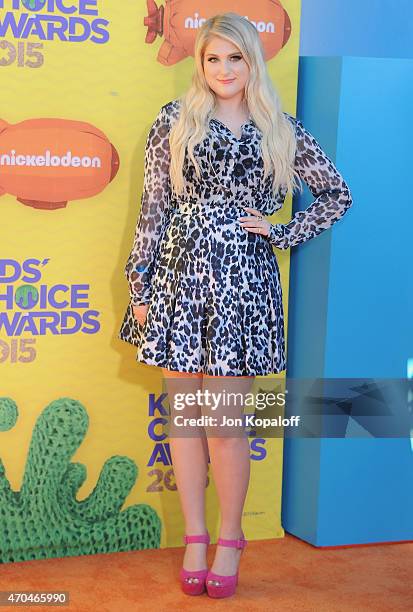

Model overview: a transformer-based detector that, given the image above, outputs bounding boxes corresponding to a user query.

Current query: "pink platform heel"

[206,533,248,598]
[179,532,210,595]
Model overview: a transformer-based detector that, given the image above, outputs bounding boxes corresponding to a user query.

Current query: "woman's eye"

[207,56,242,62]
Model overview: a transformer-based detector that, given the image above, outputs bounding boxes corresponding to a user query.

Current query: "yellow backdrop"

[0,0,301,561]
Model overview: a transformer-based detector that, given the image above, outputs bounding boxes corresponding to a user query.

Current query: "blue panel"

[286,57,342,378]
[317,439,413,546]
[325,57,413,378]
[281,438,321,542]
[300,0,413,59]
[282,54,413,546]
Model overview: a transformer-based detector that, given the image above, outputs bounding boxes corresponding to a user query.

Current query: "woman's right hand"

[132,304,149,327]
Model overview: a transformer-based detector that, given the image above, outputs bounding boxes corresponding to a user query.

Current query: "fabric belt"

[175,199,246,218]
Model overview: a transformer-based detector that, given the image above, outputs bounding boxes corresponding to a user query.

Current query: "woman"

[119,12,353,599]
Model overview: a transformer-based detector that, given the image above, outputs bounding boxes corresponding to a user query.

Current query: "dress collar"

[209,115,256,142]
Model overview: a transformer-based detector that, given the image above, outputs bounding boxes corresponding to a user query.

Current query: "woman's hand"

[238,206,272,237]
[132,304,149,327]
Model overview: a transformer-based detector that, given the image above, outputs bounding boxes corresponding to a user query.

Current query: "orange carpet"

[0,533,412,611]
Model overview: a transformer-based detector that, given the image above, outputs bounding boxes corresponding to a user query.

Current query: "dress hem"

[135,353,286,377]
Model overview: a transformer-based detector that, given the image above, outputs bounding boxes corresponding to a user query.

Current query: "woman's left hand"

[238,207,271,237]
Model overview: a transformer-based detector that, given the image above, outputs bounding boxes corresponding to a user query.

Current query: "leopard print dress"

[118,98,353,376]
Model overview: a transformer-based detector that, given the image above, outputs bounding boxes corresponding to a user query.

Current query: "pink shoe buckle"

[183,533,210,545]
[217,536,247,549]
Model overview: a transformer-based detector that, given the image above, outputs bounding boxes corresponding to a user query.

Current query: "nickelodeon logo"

[0,150,102,169]
[144,0,291,65]
[0,117,119,210]
[184,13,277,34]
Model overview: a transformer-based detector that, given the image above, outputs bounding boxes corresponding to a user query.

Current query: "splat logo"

[0,0,110,43]
[0,258,100,363]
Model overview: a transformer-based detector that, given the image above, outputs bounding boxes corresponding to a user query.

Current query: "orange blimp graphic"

[0,118,120,210]
[144,0,292,65]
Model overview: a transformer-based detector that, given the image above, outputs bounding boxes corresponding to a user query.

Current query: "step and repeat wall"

[0,0,301,563]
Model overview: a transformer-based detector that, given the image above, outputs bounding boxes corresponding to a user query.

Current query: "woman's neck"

[213,96,249,121]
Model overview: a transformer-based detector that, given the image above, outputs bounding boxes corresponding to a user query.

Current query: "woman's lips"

[218,79,235,84]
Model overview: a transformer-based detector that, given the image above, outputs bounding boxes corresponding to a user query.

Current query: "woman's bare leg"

[202,373,255,576]
[162,367,210,570]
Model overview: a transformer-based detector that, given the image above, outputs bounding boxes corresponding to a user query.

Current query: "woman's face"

[203,35,250,102]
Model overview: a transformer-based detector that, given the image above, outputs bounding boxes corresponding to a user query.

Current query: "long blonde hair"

[169,12,303,199]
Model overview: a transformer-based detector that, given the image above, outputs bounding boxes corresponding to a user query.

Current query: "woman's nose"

[218,61,232,76]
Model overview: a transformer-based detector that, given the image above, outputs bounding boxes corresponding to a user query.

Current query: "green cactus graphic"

[0,398,18,432]
[0,397,161,563]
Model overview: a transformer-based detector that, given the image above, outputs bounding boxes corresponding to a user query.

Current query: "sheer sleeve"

[124,105,174,306]
[268,117,353,249]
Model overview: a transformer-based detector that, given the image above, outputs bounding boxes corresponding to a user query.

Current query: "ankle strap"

[183,532,210,545]
[217,536,247,549]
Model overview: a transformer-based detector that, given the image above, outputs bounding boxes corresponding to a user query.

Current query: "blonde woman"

[119,12,353,599]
